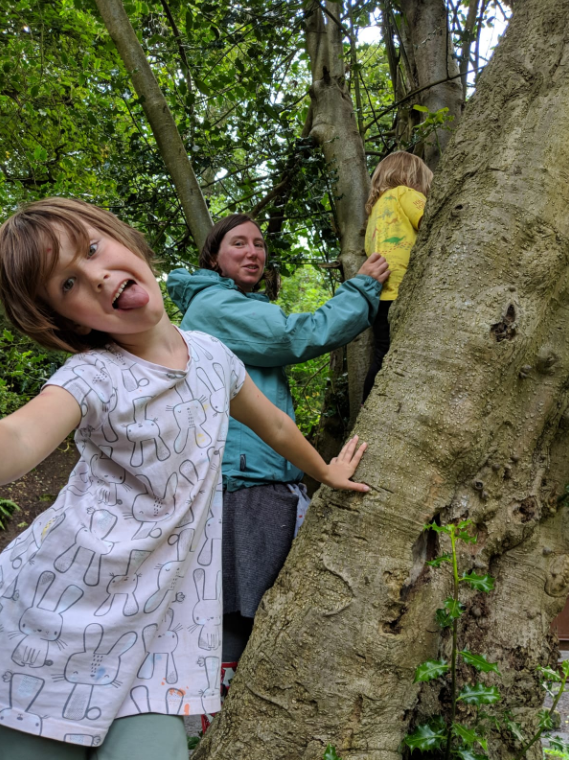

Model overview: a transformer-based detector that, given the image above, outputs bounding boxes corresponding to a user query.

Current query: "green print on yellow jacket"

[365,185,426,301]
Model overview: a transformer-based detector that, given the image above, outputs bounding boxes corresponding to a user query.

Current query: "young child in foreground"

[0,198,369,760]
[362,151,433,401]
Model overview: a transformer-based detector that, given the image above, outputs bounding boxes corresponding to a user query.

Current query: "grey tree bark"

[304,0,373,422]
[194,1,569,758]
[397,0,463,168]
[94,0,212,249]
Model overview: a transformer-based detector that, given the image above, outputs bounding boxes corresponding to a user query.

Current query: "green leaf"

[453,723,479,746]
[539,709,554,731]
[454,749,488,760]
[458,684,501,705]
[427,553,452,568]
[404,721,447,752]
[503,714,524,742]
[457,529,477,544]
[460,573,494,592]
[424,522,449,535]
[194,79,211,96]
[460,650,501,674]
[537,666,562,682]
[444,596,465,619]
[323,745,342,760]
[548,737,565,753]
[414,659,450,683]
[561,660,569,678]
[413,104,429,112]
[436,608,454,628]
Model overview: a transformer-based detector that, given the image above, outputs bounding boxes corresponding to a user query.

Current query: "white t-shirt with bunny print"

[0,329,245,747]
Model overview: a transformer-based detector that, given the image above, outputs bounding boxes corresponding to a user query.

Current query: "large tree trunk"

[195,1,569,758]
[304,0,372,422]
[94,0,212,249]
[397,0,463,168]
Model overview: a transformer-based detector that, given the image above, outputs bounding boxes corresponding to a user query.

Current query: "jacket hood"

[167,268,268,311]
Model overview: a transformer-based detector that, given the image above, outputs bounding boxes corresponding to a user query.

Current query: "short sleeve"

[228,349,246,399]
[43,352,114,428]
[399,187,426,230]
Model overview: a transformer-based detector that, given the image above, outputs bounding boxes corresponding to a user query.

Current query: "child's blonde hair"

[365,151,433,216]
[0,197,156,354]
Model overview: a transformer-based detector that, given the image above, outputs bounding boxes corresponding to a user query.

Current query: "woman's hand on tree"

[358,253,390,283]
[323,435,370,492]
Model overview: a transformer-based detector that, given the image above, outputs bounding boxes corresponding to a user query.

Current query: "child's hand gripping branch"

[230,375,368,493]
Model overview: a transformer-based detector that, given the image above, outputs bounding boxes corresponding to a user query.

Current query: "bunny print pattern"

[0,330,246,745]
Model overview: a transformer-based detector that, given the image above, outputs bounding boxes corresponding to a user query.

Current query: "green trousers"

[0,713,188,760]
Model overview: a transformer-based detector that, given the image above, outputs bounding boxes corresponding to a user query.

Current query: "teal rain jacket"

[167,268,382,491]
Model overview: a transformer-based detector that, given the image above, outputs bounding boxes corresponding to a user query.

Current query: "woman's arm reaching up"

[230,374,369,492]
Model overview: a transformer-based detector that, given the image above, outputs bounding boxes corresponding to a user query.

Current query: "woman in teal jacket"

[167,214,389,662]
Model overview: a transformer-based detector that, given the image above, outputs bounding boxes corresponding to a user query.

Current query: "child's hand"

[358,253,390,284]
[322,435,369,492]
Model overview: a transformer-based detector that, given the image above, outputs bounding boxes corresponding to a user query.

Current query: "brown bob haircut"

[365,151,433,216]
[0,197,155,354]
[199,213,266,273]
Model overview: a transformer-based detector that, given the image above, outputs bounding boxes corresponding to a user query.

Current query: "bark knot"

[491,304,517,342]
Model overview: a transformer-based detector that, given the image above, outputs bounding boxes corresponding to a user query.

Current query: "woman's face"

[216,221,266,293]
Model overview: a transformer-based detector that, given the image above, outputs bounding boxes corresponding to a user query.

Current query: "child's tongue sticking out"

[114,281,150,310]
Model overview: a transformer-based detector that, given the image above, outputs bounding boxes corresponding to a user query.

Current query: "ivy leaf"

[413,104,429,113]
[460,650,501,674]
[414,659,450,683]
[427,553,452,568]
[404,722,447,752]
[444,596,465,619]
[460,573,494,592]
[323,746,342,760]
[457,684,501,705]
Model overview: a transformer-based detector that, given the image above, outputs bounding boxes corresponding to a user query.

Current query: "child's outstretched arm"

[0,387,81,485]
[230,375,369,492]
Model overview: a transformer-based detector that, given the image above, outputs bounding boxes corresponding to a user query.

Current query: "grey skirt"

[222,483,299,618]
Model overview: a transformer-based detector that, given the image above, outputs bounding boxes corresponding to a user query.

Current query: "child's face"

[43,225,165,343]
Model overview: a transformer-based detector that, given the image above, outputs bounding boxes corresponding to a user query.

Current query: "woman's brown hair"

[0,197,155,353]
[365,151,433,216]
[199,214,266,272]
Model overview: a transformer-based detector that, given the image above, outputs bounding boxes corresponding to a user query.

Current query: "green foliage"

[187,734,201,750]
[457,684,500,706]
[0,315,65,415]
[323,745,343,760]
[460,651,500,675]
[406,520,569,760]
[414,659,450,683]
[0,498,20,531]
[277,266,336,435]
[460,573,494,593]
[404,717,447,753]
